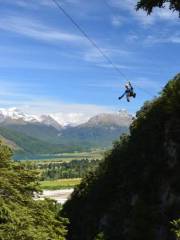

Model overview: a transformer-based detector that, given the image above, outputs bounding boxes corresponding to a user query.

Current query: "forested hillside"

[0,127,84,159]
[63,74,180,240]
[0,142,67,240]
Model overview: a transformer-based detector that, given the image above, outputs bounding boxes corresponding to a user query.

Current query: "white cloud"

[0,58,74,70]
[0,79,116,125]
[145,32,180,44]
[134,77,162,91]
[85,82,122,89]
[170,36,180,44]
[83,47,131,65]
[82,46,133,73]
[0,80,34,94]
[84,48,104,63]
[86,77,161,92]
[51,112,90,126]
[126,33,139,42]
[64,0,80,4]
[22,100,115,116]
[0,0,53,9]
[0,15,132,71]
[111,15,124,27]
[152,4,179,20]
[0,16,86,45]
[98,63,131,70]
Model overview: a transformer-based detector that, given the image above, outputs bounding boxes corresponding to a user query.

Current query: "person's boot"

[133,93,136,98]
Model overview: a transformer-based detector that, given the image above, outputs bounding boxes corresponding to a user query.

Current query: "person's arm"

[128,82,133,91]
[128,82,132,88]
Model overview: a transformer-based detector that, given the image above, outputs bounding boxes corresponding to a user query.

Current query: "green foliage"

[94,232,105,240]
[0,121,129,159]
[59,125,129,149]
[39,159,100,180]
[0,142,67,240]
[6,123,61,144]
[0,127,84,159]
[136,0,180,15]
[63,74,180,240]
[172,219,180,239]
[40,178,81,190]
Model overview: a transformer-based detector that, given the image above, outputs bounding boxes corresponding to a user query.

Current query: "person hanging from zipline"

[118,82,136,102]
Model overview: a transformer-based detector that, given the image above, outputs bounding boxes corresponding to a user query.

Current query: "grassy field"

[40,178,81,190]
[22,150,104,164]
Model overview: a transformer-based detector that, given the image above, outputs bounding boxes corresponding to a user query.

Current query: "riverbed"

[37,189,74,204]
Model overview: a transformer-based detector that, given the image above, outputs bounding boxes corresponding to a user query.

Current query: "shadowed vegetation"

[63,74,180,240]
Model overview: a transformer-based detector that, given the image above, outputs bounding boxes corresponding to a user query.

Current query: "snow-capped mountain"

[85,111,132,127]
[40,115,62,130]
[0,108,133,158]
[0,108,39,123]
[0,108,62,129]
[0,108,132,129]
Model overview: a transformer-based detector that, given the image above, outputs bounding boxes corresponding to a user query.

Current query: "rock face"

[63,74,180,240]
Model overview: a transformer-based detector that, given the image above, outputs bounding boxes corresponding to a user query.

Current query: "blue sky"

[0,0,179,123]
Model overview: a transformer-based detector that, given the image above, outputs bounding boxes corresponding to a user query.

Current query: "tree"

[136,0,180,15]
[0,142,67,240]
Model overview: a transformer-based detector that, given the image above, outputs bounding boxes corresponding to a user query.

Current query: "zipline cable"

[51,0,154,98]
[102,0,155,98]
[51,0,128,81]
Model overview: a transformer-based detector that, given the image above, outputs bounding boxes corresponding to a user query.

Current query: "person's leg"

[126,93,130,102]
[118,92,126,100]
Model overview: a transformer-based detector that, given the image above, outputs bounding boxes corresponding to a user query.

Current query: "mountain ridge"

[0,108,132,128]
[0,110,132,159]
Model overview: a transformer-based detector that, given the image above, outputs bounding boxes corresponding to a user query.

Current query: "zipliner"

[118,82,136,102]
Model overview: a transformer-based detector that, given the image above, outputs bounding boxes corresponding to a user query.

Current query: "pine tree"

[0,141,67,240]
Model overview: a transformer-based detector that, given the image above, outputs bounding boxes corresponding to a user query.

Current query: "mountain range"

[0,108,132,159]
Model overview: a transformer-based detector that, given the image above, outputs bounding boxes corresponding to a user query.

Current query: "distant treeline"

[25,159,100,180]
[40,159,100,180]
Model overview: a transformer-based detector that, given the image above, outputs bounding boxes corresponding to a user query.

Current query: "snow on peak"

[0,107,38,122]
[0,107,39,123]
[0,108,62,129]
[0,108,132,128]
[51,113,90,127]
[40,115,62,129]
